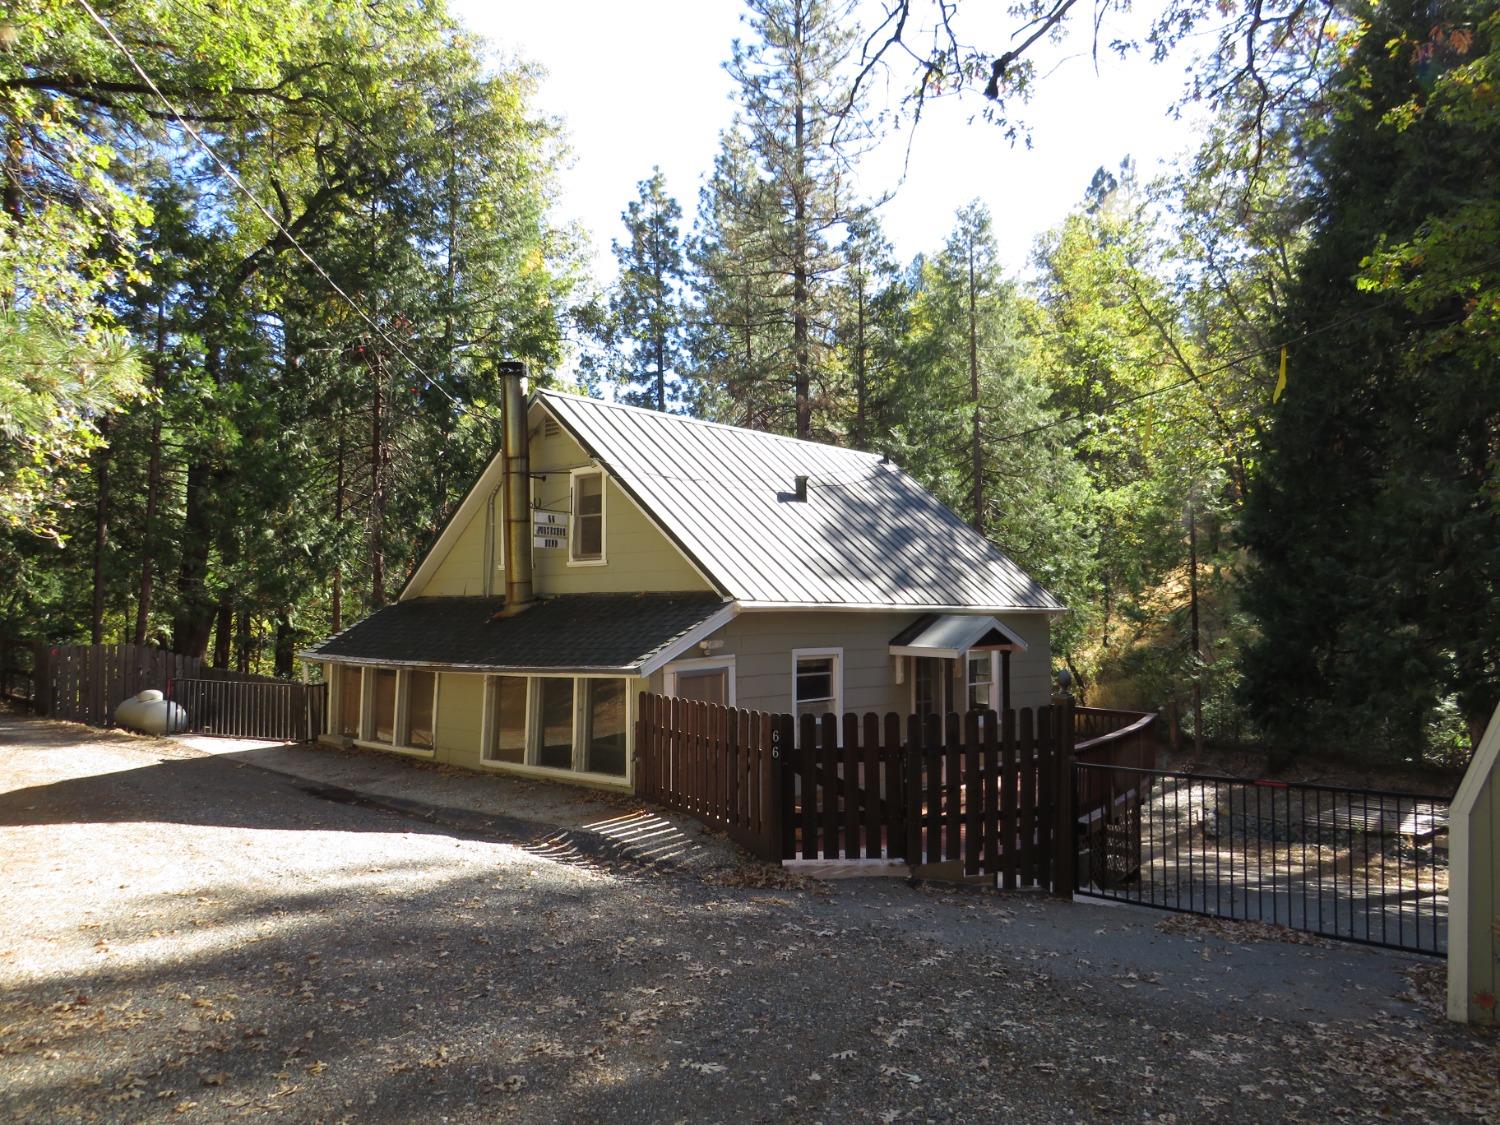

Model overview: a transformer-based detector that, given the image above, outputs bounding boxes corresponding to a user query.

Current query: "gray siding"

[652,610,1054,718]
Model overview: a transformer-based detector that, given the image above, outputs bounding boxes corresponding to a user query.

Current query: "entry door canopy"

[888,614,1028,660]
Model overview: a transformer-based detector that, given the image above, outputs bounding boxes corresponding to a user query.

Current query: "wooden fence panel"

[635,693,1117,890]
[634,692,783,862]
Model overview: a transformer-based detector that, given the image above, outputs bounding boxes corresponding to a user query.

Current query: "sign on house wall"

[533,510,568,550]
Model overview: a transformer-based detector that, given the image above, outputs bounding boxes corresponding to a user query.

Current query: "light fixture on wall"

[698,639,724,654]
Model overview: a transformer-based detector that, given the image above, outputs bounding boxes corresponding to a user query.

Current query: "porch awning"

[888,614,1027,659]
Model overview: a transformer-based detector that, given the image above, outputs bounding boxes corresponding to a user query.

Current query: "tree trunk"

[968,241,984,534]
[791,6,811,441]
[134,298,166,644]
[3,124,21,219]
[853,269,867,450]
[234,607,252,675]
[172,460,216,657]
[274,611,295,679]
[369,347,386,609]
[89,420,111,646]
[653,204,667,412]
[1189,501,1204,757]
[332,414,345,635]
[212,598,232,669]
[742,277,755,428]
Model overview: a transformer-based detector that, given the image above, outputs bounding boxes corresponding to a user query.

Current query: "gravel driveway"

[1,715,1494,1122]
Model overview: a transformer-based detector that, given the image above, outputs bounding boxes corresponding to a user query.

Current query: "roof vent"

[793,475,808,502]
[543,418,560,438]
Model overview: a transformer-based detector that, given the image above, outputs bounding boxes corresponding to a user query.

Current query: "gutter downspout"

[498,361,535,616]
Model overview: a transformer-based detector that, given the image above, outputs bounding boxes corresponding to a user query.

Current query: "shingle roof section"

[540,391,1064,612]
[304,593,730,672]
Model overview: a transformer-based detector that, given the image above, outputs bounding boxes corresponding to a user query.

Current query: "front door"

[913,657,955,718]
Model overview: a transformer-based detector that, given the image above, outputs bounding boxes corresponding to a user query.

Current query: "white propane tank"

[114,689,187,735]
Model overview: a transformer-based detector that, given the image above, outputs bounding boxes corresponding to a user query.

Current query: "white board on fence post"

[1448,700,1500,1024]
[533,510,568,550]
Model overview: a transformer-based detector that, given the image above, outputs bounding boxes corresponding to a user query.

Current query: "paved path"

[1,714,1494,1122]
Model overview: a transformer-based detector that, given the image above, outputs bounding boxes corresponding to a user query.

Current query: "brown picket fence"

[24,641,319,742]
[635,692,1081,889]
[32,643,205,727]
[634,693,785,860]
[788,705,1074,889]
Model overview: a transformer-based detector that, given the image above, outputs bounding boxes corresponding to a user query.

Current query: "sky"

[449,0,1215,283]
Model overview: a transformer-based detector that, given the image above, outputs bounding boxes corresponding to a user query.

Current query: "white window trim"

[791,646,843,718]
[352,666,435,759]
[663,655,737,707]
[476,671,635,788]
[481,673,531,766]
[966,651,999,712]
[532,674,578,769]
[567,466,607,566]
[579,676,632,778]
[396,668,438,752]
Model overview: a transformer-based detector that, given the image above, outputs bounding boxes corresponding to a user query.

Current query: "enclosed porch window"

[338,665,362,738]
[481,673,634,780]
[485,675,528,764]
[583,678,628,777]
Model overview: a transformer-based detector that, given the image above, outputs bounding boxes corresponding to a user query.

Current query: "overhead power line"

[985,246,1500,446]
[75,0,499,423]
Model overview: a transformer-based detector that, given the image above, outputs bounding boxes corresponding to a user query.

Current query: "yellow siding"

[434,671,486,769]
[413,491,503,597]
[529,420,711,594]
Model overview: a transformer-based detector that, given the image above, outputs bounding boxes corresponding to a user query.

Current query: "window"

[583,679,628,776]
[373,668,397,743]
[792,648,842,722]
[486,675,528,764]
[664,657,736,708]
[339,665,362,737]
[967,653,994,712]
[538,677,575,769]
[405,670,435,749]
[571,470,604,562]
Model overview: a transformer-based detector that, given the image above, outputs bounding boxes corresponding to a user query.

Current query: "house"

[301,370,1065,789]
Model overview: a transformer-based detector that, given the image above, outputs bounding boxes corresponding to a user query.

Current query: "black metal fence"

[1074,763,1450,955]
[168,677,326,743]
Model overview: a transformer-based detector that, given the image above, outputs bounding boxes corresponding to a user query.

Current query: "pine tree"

[721,0,875,438]
[1240,0,1500,760]
[603,169,689,412]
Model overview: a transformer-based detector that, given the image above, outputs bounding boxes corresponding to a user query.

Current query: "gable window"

[967,653,995,712]
[792,648,842,722]
[486,675,528,764]
[570,469,605,563]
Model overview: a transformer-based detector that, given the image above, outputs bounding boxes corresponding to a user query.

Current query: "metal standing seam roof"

[301,592,731,673]
[540,391,1064,612]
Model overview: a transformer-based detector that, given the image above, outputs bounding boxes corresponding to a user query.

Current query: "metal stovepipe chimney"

[498,361,534,616]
